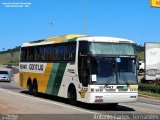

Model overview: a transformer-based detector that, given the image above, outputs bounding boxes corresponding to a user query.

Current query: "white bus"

[19,34,138,107]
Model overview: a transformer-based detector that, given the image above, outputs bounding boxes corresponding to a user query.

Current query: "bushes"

[140,78,160,85]
[138,83,160,94]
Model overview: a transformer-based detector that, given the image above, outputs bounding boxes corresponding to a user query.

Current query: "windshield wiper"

[119,72,130,85]
[125,81,129,86]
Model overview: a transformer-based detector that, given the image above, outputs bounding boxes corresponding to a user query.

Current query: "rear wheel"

[32,83,38,96]
[28,82,33,95]
[68,86,77,105]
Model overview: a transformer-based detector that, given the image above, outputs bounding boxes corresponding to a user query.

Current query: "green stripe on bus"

[68,37,77,42]
[51,63,67,95]
[63,37,77,43]
[117,86,128,89]
[46,63,59,94]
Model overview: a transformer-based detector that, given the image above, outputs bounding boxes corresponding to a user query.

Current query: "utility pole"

[49,20,53,36]
[84,0,87,34]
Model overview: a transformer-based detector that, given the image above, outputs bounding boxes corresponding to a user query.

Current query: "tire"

[68,86,77,105]
[28,82,33,95]
[32,83,38,96]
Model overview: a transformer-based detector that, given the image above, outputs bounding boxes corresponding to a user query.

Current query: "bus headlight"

[91,88,94,92]
[130,85,138,91]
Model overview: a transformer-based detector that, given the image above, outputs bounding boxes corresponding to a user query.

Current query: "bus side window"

[54,44,65,61]
[79,57,90,86]
[45,45,53,61]
[79,41,89,55]
[65,44,70,60]
[28,47,35,61]
[35,46,44,61]
[21,48,28,61]
[65,42,76,61]
[70,42,76,60]
[35,47,39,61]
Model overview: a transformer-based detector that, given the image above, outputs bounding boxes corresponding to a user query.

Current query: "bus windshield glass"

[90,57,137,85]
[78,41,137,85]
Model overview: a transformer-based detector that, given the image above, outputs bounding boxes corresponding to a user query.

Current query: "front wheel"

[68,87,77,105]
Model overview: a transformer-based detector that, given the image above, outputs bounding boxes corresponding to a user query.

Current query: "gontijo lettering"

[20,63,44,71]
[29,64,43,71]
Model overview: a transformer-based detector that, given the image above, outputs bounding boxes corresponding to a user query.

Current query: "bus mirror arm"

[75,74,78,76]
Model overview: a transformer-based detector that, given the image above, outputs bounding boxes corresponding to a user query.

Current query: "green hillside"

[137,51,144,61]
[0,51,20,65]
[135,44,144,61]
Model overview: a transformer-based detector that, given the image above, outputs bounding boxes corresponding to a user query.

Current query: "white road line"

[137,102,160,108]
[0,88,98,114]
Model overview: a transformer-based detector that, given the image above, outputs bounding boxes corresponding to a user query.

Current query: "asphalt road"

[0,66,160,120]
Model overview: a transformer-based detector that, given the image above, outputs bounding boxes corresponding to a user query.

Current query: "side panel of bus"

[19,62,83,101]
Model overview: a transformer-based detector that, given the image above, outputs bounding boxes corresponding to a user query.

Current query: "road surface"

[0,66,159,120]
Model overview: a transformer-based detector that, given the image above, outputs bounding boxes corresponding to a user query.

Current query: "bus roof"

[21,34,134,47]
[77,36,134,43]
[21,34,86,47]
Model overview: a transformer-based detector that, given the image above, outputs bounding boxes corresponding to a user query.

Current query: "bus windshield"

[79,41,134,56]
[79,41,137,85]
[90,57,137,85]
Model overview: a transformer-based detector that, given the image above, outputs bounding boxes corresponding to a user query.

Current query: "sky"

[0,0,160,50]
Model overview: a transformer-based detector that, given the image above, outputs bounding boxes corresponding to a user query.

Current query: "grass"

[137,51,144,61]
[139,91,160,98]
[0,51,20,65]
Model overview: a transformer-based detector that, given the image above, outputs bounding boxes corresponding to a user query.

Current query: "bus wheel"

[32,82,38,96]
[108,103,118,109]
[68,86,77,105]
[28,82,33,95]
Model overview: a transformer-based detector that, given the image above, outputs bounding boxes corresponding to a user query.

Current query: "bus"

[19,34,138,107]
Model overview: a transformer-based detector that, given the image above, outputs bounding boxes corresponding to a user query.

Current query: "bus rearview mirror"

[91,74,97,82]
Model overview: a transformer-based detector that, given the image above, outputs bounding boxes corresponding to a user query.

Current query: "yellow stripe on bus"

[41,63,53,93]
[46,34,86,43]
[19,63,53,93]
[130,85,137,89]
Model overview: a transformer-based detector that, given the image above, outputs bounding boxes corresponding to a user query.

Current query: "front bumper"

[0,78,10,82]
[87,92,138,104]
